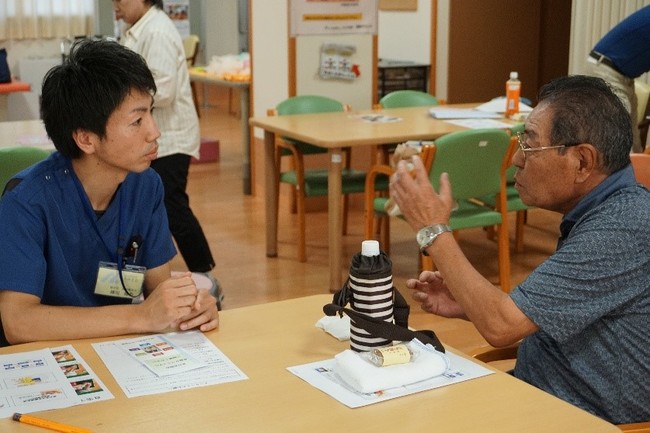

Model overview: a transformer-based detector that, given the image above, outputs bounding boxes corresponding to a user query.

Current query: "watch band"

[417,224,452,256]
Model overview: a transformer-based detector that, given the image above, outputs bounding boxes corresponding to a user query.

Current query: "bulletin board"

[294,34,376,110]
[288,0,378,110]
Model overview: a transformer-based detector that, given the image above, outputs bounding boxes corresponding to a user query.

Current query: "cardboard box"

[191,137,220,163]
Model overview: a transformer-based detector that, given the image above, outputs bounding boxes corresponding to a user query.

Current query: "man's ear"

[72,129,96,155]
[573,143,599,183]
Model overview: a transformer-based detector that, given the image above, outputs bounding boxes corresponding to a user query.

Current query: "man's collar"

[124,7,157,41]
[558,164,637,241]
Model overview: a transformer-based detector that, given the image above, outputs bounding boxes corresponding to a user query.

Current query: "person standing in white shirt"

[112,0,224,308]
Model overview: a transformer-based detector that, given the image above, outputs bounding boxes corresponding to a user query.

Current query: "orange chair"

[630,153,650,188]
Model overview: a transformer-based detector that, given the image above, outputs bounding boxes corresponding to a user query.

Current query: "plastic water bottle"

[505,71,521,118]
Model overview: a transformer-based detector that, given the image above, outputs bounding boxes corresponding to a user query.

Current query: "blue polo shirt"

[510,165,650,424]
[0,152,177,307]
[593,5,650,78]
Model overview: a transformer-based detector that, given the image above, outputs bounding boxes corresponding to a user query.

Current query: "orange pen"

[12,413,93,433]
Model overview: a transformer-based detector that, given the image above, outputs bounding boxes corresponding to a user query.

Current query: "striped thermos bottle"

[349,240,395,352]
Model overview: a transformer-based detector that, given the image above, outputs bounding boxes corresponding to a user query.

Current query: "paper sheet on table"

[287,350,493,408]
[0,345,113,419]
[115,334,206,377]
[475,97,533,113]
[429,107,501,119]
[444,118,514,130]
[93,331,248,398]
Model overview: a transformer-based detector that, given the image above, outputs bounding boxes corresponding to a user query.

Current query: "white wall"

[204,0,240,62]
[377,0,431,64]
[250,0,289,121]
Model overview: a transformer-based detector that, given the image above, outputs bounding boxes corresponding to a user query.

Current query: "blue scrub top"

[0,152,177,306]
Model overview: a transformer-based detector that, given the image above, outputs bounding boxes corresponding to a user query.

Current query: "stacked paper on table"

[475,97,533,114]
[429,107,501,119]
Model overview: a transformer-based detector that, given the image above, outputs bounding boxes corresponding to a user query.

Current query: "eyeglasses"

[515,132,581,160]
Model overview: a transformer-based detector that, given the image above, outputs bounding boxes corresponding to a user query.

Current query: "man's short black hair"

[41,38,156,158]
[538,75,632,173]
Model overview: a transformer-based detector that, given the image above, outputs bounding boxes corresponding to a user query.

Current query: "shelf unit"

[377,59,429,99]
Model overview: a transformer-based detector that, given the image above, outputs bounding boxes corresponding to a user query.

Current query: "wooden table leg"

[264,130,278,257]
[328,148,343,292]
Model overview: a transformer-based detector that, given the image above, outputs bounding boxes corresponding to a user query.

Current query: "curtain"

[570,0,650,83]
[0,0,95,41]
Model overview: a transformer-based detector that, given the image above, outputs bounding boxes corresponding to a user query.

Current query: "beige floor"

[174,84,562,356]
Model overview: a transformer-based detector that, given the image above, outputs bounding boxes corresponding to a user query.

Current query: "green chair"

[270,95,387,262]
[379,90,439,109]
[478,123,532,253]
[0,146,51,195]
[365,128,512,292]
[373,90,440,165]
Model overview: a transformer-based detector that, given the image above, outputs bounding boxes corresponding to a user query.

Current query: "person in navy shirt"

[0,39,219,345]
[588,5,650,152]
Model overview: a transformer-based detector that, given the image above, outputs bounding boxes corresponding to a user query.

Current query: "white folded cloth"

[315,315,351,341]
[334,340,448,394]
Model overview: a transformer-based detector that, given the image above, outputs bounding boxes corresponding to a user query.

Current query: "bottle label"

[372,344,412,366]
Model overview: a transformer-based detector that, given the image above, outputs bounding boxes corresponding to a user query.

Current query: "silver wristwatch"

[416,224,452,256]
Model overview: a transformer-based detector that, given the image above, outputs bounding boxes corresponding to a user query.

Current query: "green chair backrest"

[429,129,510,200]
[276,94,345,115]
[276,95,346,155]
[379,90,438,108]
[0,146,51,195]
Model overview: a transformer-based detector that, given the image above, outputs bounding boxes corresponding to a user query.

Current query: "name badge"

[95,261,146,299]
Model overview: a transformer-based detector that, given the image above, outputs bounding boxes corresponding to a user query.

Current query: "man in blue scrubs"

[0,39,219,345]
[390,75,649,424]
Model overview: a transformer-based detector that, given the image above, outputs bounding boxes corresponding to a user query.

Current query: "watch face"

[417,227,433,246]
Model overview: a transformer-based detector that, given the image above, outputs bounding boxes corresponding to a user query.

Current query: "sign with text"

[290,0,378,36]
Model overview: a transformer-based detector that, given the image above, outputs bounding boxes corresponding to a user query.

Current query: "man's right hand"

[406,271,468,319]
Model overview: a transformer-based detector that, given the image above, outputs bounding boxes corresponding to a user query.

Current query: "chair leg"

[379,214,391,255]
[342,194,349,235]
[497,223,511,292]
[420,254,434,272]
[514,210,525,253]
[297,189,307,263]
[191,82,200,118]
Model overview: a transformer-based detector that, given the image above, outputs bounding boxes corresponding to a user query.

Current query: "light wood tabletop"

[0,295,619,432]
[0,119,52,150]
[249,106,480,291]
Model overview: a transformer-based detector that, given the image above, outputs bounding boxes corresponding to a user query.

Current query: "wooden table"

[0,295,618,432]
[0,80,31,121]
[189,67,252,194]
[0,119,52,149]
[249,107,471,291]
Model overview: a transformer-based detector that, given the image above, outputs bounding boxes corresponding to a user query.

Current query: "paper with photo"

[0,344,113,418]
[51,345,114,405]
[93,331,248,398]
[116,334,206,377]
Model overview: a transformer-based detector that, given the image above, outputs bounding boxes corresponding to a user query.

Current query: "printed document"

[93,331,248,398]
[0,345,113,418]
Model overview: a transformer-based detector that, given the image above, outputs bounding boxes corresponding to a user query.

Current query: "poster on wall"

[163,0,190,38]
[290,0,378,36]
[319,43,360,81]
